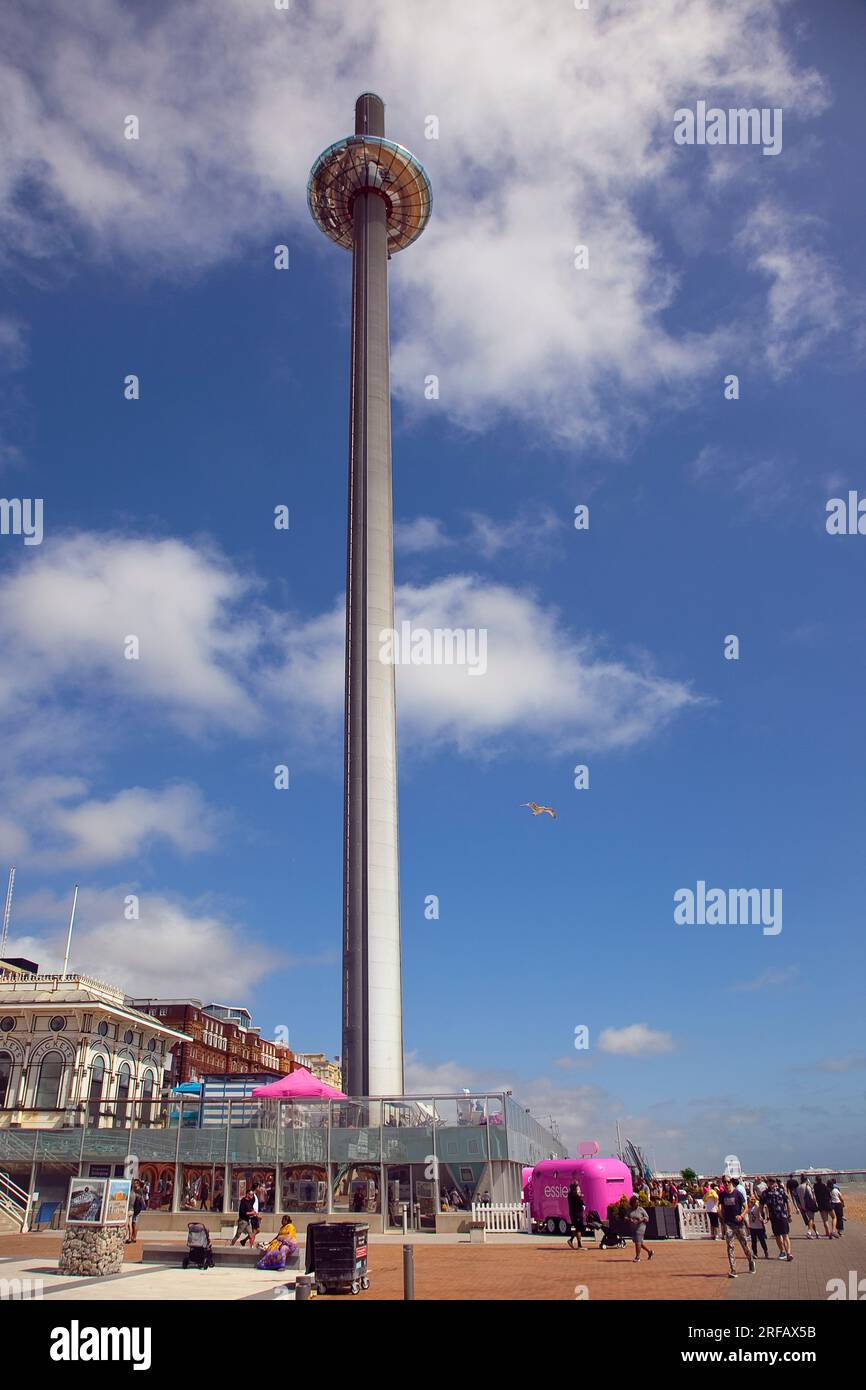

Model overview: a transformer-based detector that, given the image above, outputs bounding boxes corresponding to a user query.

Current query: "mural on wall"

[138,1162,175,1209]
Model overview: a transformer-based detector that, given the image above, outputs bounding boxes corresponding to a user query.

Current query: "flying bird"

[520,802,557,819]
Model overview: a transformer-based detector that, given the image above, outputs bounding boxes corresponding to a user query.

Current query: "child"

[747,1195,769,1259]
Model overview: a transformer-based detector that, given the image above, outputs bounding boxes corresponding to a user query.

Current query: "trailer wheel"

[557,1218,569,1236]
[545,1217,557,1235]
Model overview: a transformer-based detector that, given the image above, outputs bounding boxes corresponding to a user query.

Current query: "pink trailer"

[528,1157,633,1235]
[522,1167,534,1204]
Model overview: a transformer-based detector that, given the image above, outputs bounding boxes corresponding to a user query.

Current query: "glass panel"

[180,1164,222,1212]
[230,1167,276,1211]
[485,1095,508,1159]
[333,1163,380,1214]
[138,1163,175,1210]
[0,1052,11,1108]
[281,1164,328,1213]
[35,1051,63,1109]
[327,1097,381,1165]
[87,1057,105,1126]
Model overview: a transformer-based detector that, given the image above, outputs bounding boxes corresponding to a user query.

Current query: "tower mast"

[308,96,432,1096]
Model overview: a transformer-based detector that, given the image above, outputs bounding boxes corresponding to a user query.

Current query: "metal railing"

[0,1169,28,1230]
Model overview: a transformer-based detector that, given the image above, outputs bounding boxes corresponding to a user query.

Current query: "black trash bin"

[306,1221,369,1295]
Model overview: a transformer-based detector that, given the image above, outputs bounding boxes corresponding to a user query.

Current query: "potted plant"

[607,1195,633,1237]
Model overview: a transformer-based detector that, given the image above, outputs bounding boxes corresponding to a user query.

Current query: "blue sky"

[1,0,864,1171]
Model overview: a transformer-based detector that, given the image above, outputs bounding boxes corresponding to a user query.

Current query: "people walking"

[718,1177,756,1277]
[830,1179,844,1234]
[703,1181,720,1239]
[747,1194,770,1259]
[231,1190,257,1247]
[761,1178,794,1262]
[796,1175,819,1238]
[627,1195,653,1263]
[566,1180,585,1250]
[126,1179,146,1245]
[813,1178,836,1238]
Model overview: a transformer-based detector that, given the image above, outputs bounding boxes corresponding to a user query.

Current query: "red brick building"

[128,998,294,1087]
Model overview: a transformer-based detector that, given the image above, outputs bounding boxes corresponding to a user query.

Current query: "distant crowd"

[622,1172,845,1276]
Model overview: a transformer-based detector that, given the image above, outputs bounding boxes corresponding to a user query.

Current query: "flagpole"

[62,885,79,977]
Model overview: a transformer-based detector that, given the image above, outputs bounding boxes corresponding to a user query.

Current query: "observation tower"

[308,94,432,1097]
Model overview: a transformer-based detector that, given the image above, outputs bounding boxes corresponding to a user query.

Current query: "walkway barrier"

[471,1201,531,1233]
[677,1207,711,1239]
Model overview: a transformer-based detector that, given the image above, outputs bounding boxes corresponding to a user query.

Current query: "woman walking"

[814,1178,836,1238]
[747,1194,770,1259]
[830,1179,844,1234]
[628,1194,653,1263]
[704,1181,720,1240]
[566,1180,585,1250]
[796,1176,820,1239]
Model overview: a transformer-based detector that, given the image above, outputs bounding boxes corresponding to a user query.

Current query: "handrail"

[0,1171,27,1230]
[0,1170,28,1204]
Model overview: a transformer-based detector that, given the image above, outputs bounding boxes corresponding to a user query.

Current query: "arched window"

[87,1055,105,1124]
[34,1050,64,1109]
[0,1051,12,1108]
[141,1070,155,1125]
[116,1064,132,1127]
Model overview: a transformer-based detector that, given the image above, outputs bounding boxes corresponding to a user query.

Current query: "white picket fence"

[676,1207,712,1240]
[471,1201,531,1233]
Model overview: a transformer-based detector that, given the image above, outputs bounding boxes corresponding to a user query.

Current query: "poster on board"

[66,1178,106,1225]
[104,1178,132,1225]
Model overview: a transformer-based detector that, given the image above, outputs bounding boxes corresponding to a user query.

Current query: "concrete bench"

[140,1244,300,1270]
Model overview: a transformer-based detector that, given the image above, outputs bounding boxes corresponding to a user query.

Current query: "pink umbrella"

[251,1067,346,1100]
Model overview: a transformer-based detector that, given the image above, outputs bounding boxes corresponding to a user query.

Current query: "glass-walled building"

[0,1089,566,1232]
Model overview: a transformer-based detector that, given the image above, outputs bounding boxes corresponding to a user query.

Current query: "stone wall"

[58,1223,126,1276]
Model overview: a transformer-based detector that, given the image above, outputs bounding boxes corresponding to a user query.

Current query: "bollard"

[403,1243,415,1301]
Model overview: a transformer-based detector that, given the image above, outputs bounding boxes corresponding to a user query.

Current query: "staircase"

[0,1172,29,1232]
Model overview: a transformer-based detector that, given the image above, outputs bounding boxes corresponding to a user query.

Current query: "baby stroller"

[586,1210,628,1250]
[183,1222,215,1270]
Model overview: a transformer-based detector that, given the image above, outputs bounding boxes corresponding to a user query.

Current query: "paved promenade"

[0,1221,861,1301]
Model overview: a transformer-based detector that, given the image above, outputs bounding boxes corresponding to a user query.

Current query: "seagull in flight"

[520,802,557,819]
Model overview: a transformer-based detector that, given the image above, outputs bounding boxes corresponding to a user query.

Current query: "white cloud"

[597,1023,675,1057]
[0,0,833,444]
[9,885,279,999]
[465,509,563,561]
[0,532,264,738]
[0,315,28,369]
[0,535,699,828]
[0,780,220,869]
[397,509,564,562]
[688,443,798,513]
[403,1049,864,1168]
[814,1055,866,1074]
[394,516,451,555]
[733,965,799,992]
[279,573,700,754]
[737,201,850,377]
